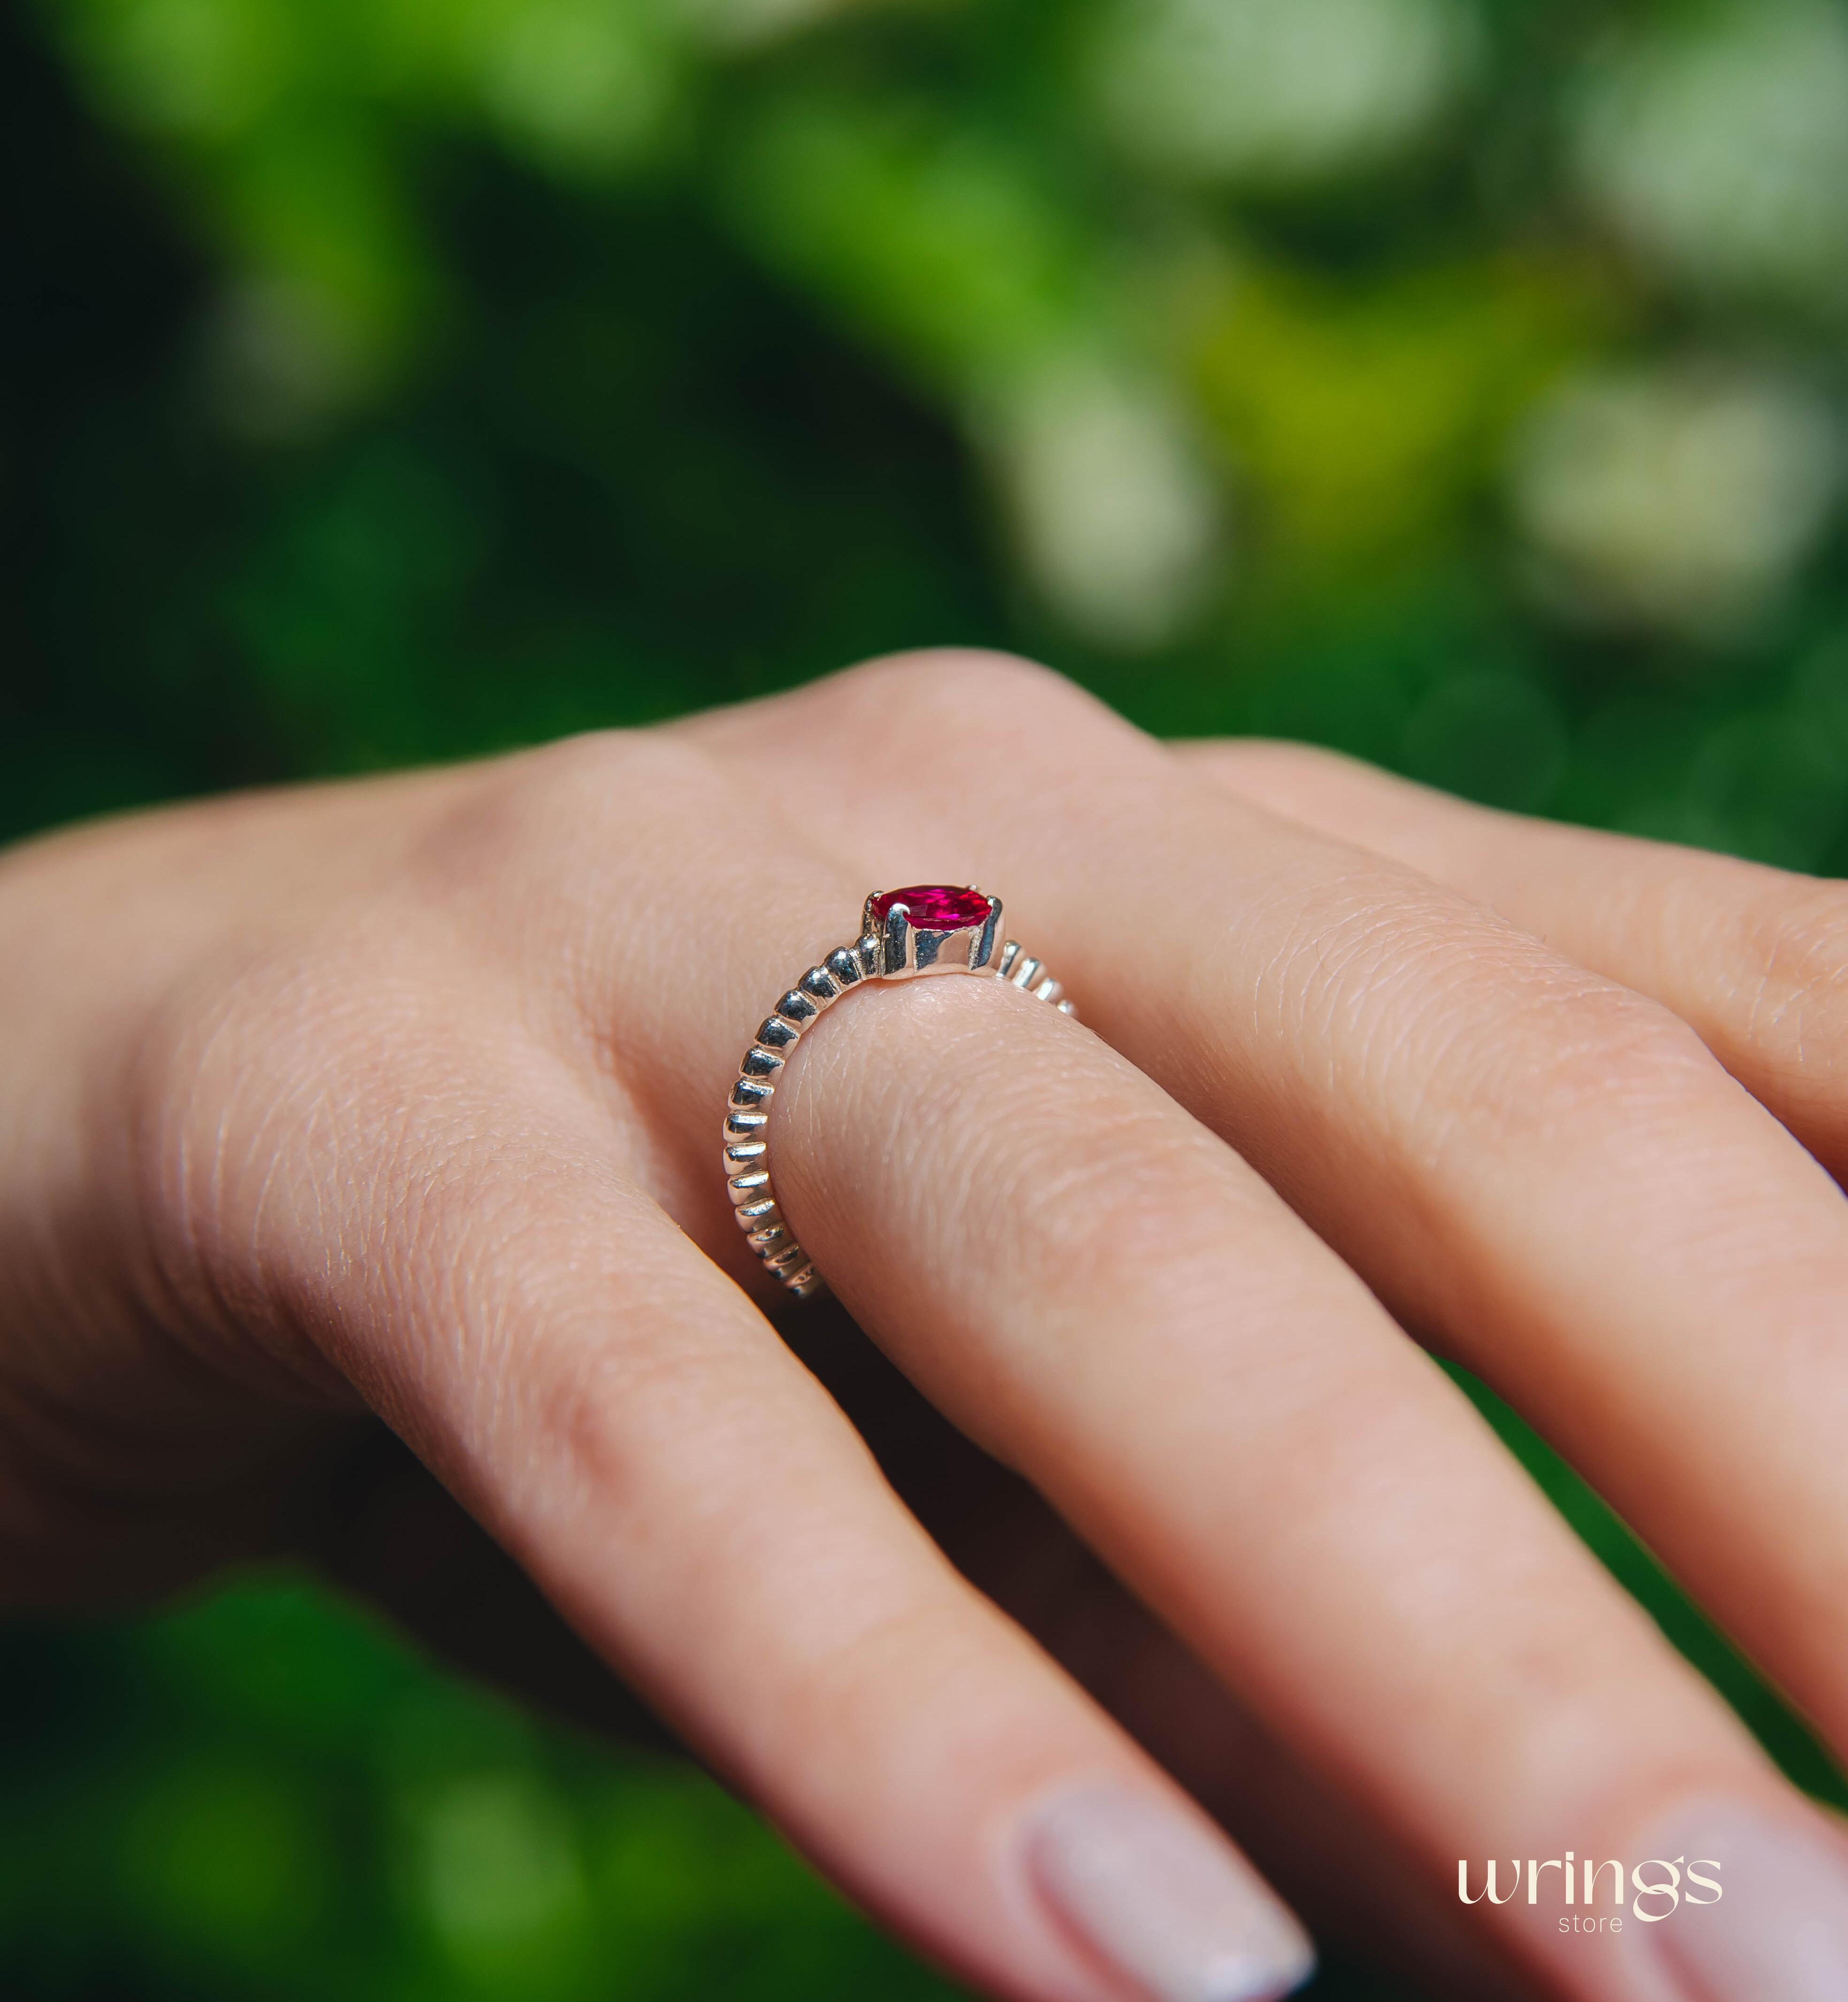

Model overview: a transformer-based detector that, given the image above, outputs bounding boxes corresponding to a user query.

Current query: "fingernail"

[1633,1795,1848,2002]
[1022,1779,1316,2002]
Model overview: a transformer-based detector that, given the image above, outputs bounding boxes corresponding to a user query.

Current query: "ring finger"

[763,947,1818,2002]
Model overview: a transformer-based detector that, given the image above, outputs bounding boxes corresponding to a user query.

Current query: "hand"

[3,651,1845,2002]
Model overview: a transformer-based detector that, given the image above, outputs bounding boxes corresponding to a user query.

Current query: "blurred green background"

[5,0,1848,1993]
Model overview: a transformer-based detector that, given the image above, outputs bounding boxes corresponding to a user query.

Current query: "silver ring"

[722,885,1076,1299]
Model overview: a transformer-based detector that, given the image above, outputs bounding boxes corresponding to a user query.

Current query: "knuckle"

[1735,878,1848,1035]
[839,642,1056,701]
[418,728,716,896]
[1272,884,1717,1145]
[822,650,1163,823]
[398,733,742,1024]
[774,1597,984,1752]
[1522,984,1715,1115]
[832,645,1114,739]
[533,1334,742,1529]
[515,724,711,804]
[1210,738,1357,786]
[1448,961,1715,1143]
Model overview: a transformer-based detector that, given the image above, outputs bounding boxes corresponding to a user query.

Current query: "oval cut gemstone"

[868,884,993,931]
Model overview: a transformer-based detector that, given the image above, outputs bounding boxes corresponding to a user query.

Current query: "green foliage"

[4,0,1848,1991]
[0,1580,975,2000]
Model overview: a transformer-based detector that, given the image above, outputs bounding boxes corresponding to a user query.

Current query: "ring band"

[722,886,1076,1299]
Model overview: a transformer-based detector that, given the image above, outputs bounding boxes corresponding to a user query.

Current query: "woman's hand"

[3,650,1846,2002]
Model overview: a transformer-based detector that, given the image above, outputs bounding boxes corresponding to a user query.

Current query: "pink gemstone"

[868,884,993,932]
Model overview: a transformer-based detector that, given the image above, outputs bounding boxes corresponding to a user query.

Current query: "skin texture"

[3,650,1848,2001]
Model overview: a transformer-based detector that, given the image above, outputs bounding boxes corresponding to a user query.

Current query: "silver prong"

[1008,955,1042,990]
[1031,976,1062,1005]
[825,946,864,988]
[973,894,1002,971]
[997,939,1022,978]
[880,901,911,977]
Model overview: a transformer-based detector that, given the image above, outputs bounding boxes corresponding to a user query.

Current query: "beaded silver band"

[722,888,1075,1300]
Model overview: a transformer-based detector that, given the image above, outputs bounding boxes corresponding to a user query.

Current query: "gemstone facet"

[867,885,993,931]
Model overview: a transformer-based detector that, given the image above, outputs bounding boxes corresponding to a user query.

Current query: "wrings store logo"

[1459,1854,1721,1931]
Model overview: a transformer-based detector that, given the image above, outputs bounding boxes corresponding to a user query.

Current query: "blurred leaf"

[1402,663,1565,810]
[1193,251,1617,575]
[723,94,1094,404]
[123,1761,335,1966]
